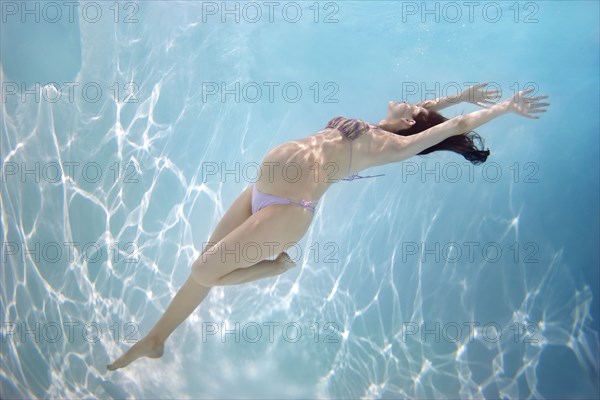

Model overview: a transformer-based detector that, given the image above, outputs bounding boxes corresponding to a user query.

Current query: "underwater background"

[1,1,598,398]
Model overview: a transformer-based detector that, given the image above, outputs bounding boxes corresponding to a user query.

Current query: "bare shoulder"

[366,125,404,149]
[363,125,409,167]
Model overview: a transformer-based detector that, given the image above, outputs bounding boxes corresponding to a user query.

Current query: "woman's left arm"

[417,83,500,112]
[381,88,549,164]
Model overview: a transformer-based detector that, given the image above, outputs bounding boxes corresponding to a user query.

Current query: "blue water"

[1,1,598,398]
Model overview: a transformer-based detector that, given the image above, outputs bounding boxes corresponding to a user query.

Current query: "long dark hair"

[396,109,490,165]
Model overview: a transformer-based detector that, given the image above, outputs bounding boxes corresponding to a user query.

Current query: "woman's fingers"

[524,95,549,102]
[522,112,539,119]
[484,92,501,99]
[530,102,550,108]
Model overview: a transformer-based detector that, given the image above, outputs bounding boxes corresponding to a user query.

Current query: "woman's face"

[384,101,429,130]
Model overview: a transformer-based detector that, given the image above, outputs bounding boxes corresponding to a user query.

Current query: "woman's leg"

[106,280,209,370]
[107,203,312,371]
[139,252,294,343]
[214,252,296,286]
[106,257,293,371]
[107,187,255,371]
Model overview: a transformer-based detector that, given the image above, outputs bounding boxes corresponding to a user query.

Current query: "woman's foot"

[275,251,296,273]
[107,335,164,371]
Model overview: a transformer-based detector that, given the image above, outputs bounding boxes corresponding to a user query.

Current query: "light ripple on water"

[1,1,598,399]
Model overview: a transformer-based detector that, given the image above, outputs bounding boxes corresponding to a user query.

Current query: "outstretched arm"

[417,83,500,112]
[388,88,549,162]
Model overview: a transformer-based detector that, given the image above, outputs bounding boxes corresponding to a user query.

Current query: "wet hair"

[396,109,490,165]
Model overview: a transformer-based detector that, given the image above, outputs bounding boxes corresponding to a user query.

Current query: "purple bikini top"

[325,116,386,181]
[325,116,372,141]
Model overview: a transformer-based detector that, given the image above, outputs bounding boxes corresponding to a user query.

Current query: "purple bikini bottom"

[251,184,318,214]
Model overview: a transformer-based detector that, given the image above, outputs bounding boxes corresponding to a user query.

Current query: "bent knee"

[191,260,218,287]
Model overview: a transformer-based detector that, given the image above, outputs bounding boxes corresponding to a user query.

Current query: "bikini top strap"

[342,173,387,181]
[341,140,386,181]
[347,139,353,177]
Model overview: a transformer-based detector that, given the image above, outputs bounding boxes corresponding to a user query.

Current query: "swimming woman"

[107,84,549,370]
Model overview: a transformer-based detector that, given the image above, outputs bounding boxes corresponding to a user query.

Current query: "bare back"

[255,125,399,202]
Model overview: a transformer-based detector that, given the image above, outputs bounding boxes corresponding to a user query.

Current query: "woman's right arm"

[388,88,549,162]
[417,83,500,111]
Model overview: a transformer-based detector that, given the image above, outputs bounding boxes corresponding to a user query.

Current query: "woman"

[107,84,549,371]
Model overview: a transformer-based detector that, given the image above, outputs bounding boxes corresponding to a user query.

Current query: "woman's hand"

[461,83,500,108]
[500,88,550,119]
